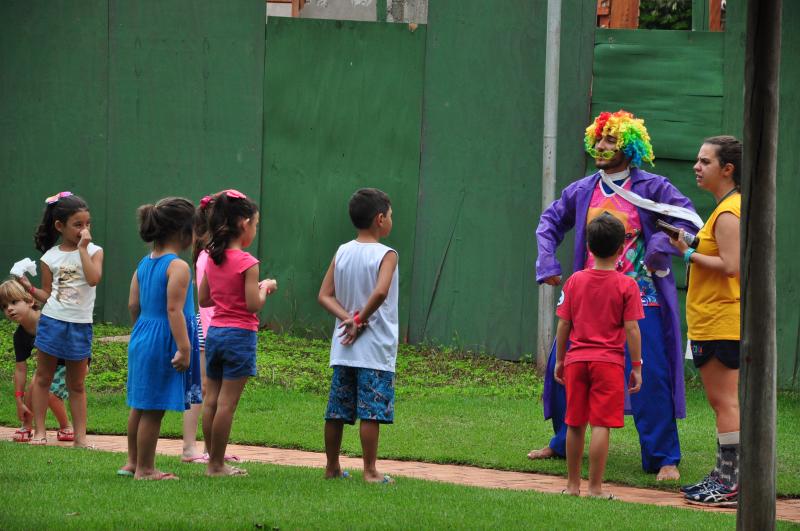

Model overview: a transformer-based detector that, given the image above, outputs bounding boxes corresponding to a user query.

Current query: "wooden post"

[597,0,639,28]
[738,0,781,529]
[709,0,723,31]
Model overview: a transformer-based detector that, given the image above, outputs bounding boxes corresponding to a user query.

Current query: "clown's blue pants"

[544,306,681,472]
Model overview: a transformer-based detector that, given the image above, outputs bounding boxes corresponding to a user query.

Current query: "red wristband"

[28,284,36,295]
[631,360,643,367]
[15,391,24,398]
[353,312,361,326]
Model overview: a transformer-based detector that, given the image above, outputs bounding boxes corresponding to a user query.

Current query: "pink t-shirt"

[556,269,644,367]
[205,249,260,331]
[195,250,215,334]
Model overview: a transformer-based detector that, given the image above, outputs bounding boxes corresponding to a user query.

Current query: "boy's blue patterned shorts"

[324,366,395,425]
[49,365,68,400]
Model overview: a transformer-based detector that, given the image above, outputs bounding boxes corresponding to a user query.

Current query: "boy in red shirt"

[554,213,644,499]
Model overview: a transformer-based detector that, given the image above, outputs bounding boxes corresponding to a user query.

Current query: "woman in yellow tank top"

[670,136,742,506]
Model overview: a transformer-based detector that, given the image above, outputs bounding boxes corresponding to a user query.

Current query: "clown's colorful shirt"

[585,178,660,307]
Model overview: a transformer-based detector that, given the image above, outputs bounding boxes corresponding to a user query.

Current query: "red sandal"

[12,427,33,443]
[57,428,75,442]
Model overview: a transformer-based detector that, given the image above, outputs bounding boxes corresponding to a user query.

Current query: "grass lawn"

[2,321,799,497]
[1,442,782,530]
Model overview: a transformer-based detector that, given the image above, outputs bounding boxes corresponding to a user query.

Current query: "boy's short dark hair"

[348,188,391,229]
[587,213,625,258]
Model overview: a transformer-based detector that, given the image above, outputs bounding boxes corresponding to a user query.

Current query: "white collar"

[600,168,630,182]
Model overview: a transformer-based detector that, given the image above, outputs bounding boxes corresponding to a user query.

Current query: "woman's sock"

[718,431,740,490]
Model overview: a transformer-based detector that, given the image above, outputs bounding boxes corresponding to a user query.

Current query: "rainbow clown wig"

[584,110,655,167]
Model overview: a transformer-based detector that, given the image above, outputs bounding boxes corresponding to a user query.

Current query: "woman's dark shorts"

[690,340,740,370]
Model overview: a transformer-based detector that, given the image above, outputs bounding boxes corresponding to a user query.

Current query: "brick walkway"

[3,426,798,523]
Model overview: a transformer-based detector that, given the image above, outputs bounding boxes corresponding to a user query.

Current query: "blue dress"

[127,254,200,411]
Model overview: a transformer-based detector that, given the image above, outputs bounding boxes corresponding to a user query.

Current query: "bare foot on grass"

[656,465,680,481]
[135,470,179,480]
[364,471,394,484]
[206,465,248,477]
[527,446,556,460]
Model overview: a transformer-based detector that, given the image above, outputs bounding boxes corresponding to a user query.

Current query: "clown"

[530,110,700,481]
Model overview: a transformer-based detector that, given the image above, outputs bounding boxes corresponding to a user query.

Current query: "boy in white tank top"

[318,188,399,483]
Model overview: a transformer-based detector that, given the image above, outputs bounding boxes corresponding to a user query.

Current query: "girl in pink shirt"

[198,189,277,477]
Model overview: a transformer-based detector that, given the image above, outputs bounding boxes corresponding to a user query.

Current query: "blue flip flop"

[116,469,134,477]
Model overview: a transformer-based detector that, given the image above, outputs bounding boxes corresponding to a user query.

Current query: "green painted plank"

[593,29,724,162]
[408,0,595,359]
[105,0,266,323]
[0,0,109,319]
[259,18,426,338]
[776,1,800,389]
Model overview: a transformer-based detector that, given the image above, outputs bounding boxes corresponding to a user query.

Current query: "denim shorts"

[205,326,257,380]
[324,366,395,425]
[34,314,93,361]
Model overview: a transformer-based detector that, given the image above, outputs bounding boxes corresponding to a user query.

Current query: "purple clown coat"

[537,167,697,420]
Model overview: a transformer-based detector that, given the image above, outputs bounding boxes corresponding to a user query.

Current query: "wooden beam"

[709,0,723,31]
[291,0,305,17]
[608,0,639,29]
[738,0,782,529]
[597,0,611,28]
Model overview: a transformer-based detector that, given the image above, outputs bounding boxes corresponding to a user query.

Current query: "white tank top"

[40,243,102,324]
[329,240,399,372]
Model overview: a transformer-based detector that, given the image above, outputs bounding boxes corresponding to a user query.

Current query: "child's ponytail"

[193,194,215,265]
[206,190,258,266]
[34,193,89,253]
[137,197,196,247]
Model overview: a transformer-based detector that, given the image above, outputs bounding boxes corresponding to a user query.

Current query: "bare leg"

[22,381,35,431]
[202,377,222,460]
[324,420,345,478]
[64,359,90,447]
[206,377,248,476]
[565,425,585,495]
[48,394,71,430]
[360,420,390,482]
[121,409,142,474]
[182,403,203,459]
[134,409,168,479]
[699,358,740,433]
[31,352,58,441]
[199,348,208,453]
[587,426,611,497]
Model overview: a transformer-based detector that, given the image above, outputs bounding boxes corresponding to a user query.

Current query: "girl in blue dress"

[119,197,198,480]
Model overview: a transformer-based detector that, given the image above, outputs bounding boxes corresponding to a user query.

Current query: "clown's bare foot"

[527,446,556,460]
[656,465,680,481]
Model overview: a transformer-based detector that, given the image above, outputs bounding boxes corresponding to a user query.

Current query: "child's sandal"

[57,428,75,442]
[29,437,48,446]
[12,427,33,443]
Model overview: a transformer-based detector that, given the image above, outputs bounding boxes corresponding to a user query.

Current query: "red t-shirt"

[205,249,260,331]
[555,269,644,366]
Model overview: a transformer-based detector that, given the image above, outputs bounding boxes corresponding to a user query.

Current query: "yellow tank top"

[686,192,741,340]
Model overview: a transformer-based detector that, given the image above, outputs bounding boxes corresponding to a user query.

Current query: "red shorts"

[564,361,624,428]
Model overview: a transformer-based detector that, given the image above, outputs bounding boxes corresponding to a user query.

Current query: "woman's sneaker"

[680,473,717,494]
[684,480,738,507]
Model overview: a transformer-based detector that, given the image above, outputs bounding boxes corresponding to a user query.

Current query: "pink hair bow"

[45,191,73,204]
[223,189,247,200]
[199,195,214,209]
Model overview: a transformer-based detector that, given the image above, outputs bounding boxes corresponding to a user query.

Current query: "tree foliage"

[639,0,692,30]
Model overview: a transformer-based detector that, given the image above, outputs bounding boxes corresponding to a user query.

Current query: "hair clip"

[199,195,214,209]
[45,191,73,205]
[223,189,246,200]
